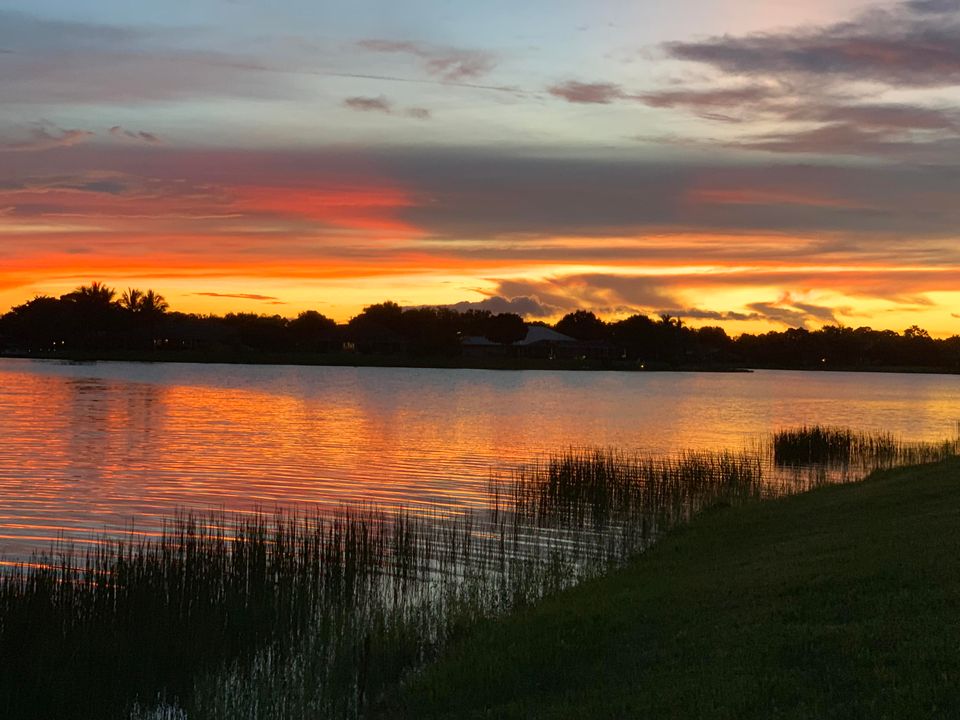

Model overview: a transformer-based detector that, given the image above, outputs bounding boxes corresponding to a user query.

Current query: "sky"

[2,0,960,335]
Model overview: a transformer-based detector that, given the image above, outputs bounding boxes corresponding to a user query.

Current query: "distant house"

[461,325,581,359]
[514,325,578,359]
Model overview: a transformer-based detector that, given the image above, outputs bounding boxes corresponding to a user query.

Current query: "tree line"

[1,283,958,371]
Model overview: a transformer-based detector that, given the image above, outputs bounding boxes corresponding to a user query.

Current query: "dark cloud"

[0,174,125,194]
[664,1,960,88]
[726,122,960,158]
[482,276,675,317]
[905,0,960,13]
[343,96,432,120]
[784,102,960,130]
[375,148,960,240]
[661,308,762,321]
[444,295,562,318]
[745,301,837,329]
[343,95,392,113]
[638,85,779,110]
[642,3,960,158]
[459,279,849,330]
[649,96,960,156]
[477,266,959,320]
[547,81,626,104]
[357,40,496,81]
[6,144,960,264]
[568,274,679,308]
[0,125,94,152]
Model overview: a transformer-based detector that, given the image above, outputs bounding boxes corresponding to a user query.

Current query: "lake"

[1,358,957,558]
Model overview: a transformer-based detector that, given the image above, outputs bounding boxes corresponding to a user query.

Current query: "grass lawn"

[381,458,960,719]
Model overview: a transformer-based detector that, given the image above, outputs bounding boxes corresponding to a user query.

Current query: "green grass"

[383,457,960,719]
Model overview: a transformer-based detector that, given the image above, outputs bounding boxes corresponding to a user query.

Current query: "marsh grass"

[1,429,957,719]
[772,425,960,472]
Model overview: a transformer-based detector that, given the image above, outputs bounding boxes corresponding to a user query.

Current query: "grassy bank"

[385,457,960,719]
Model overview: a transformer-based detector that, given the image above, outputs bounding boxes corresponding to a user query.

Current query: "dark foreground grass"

[383,457,960,719]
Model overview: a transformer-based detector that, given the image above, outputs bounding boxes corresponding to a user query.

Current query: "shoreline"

[4,350,960,375]
[0,350,750,373]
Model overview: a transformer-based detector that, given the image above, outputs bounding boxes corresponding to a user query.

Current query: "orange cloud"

[229,185,422,235]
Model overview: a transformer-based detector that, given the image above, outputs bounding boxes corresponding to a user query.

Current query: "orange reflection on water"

[2,360,960,560]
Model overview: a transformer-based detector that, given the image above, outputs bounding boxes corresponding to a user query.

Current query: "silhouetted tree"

[120,288,143,312]
[69,281,116,306]
[3,285,960,369]
[457,309,494,337]
[289,311,338,351]
[400,307,461,356]
[555,310,606,341]
[485,313,527,346]
[609,314,658,360]
[349,302,404,333]
[221,313,290,351]
[0,296,72,351]
[61,282,122,350]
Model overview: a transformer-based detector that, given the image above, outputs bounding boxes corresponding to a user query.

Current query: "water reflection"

[0,358,958,558]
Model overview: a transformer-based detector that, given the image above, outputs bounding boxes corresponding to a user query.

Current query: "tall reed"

[772,425,960,470]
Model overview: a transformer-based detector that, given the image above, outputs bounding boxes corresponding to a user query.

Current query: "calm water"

[1,358,958,558]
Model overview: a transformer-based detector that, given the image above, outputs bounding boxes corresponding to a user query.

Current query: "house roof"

[516,325,577,345]
[462,325,578,346]
[461,335,499,346]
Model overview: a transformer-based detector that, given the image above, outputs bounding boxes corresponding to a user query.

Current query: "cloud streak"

[344,96,392,113]
[343,95,432,120]
[547,81,627,104]
[109,126,161,144]
[193,292,281,301]
[0,125,94,152]
[357,40,496,82]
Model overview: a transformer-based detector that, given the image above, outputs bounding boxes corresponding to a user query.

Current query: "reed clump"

[773,425,960,470]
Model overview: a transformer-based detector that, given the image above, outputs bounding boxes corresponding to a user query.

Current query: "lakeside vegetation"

[2,428,957,719]
[771,424,960,470]
[2,283,960,372]
[386,457,960,719]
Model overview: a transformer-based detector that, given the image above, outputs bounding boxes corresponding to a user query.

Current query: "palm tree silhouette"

[72,281,117,306]
[139,290,169,315]
[63,282,118,350]
[120,288,169,348]
[121,288,168,315]
[120,288,143,312]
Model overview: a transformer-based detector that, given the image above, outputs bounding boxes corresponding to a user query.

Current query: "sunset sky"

[3,0,960,334]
